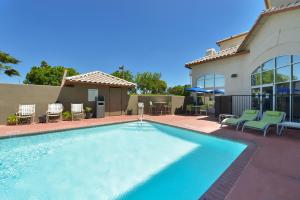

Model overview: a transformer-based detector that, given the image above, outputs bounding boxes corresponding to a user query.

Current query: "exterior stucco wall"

[191,9,300,95]
[0,84,61,124]
[0,83,131,124]
[191,55,247,95]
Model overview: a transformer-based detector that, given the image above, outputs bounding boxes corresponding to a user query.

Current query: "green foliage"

[0,51,20,77]
[7,114,17,125]
[85,107,93,113]
[62,111,72,121]
[24,61,79,86]
[111,67,134,83]
[135,72,167,94]
[167,85,191,96]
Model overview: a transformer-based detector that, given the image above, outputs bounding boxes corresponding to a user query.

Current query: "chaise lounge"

[242,111,286,136]
[221,109,260,131]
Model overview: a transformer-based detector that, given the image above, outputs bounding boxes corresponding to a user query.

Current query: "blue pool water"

[0,121,246,200]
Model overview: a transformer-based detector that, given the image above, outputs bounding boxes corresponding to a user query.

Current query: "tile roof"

[65,71,136,87]
[185,46,248,68]
[185,1,300,68]
[263,1,300,14]
[238,1,300,51]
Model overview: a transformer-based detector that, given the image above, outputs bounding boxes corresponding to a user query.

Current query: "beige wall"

[0,84,61,124]
[0,83,131,124]
[267,0,297,8]
[191,9,300,95]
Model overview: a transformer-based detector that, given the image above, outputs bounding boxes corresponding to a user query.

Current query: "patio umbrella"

[185,87,211,105]
[185,87,211,93]
[212,89,224,94]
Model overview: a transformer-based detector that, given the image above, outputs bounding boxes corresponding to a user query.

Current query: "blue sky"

[0,0,264,86]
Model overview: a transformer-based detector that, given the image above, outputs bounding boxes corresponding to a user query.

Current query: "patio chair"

[221,109,259,131]
[242,111,286,136]
[186,104,193,115]
[71,103,84,120]
[164,102,172,115]
[46,103,63,123]
[16,104,36,124]
[199,104,208,116]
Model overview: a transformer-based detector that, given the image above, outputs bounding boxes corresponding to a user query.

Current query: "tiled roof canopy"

[65,71,136,87]
[185,1,300,68]
[185,46,249,68]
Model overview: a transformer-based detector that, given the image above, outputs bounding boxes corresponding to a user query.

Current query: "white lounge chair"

[46,103,63,123]
[71,103,84,120]
[16,104,35,124]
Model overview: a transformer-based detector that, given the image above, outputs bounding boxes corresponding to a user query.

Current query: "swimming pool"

[0,121,246,200]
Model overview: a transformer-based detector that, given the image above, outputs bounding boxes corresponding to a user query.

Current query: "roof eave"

[64,80,136,88]
[238,4,300,51]
[216,32,249,46]
[185,50,249,68]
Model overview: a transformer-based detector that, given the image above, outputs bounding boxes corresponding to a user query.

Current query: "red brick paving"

[0,114,300,200]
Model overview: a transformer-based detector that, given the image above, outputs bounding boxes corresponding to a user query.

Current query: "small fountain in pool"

[137,102,144,123]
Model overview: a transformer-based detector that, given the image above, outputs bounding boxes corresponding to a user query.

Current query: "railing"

[215,94,300,122]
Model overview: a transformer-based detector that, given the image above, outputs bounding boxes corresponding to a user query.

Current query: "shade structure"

[185,87,211,93]
[212,89,224,94]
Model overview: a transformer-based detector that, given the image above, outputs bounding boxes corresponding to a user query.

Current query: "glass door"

[262,86,273,112]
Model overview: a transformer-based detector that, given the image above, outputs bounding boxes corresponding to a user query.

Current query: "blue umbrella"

[213,89,224,94]
[185,87,211,93]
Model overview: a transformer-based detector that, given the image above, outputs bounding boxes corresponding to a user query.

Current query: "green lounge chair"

[221,110,259,131]
[242,111,286,136]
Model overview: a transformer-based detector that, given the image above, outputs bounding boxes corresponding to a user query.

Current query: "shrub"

[62,111,72,121]
[7,115,17,125]
[85,107,92,113]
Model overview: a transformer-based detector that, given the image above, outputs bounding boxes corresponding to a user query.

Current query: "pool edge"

[0,119,257,200]
[143,119,257,200]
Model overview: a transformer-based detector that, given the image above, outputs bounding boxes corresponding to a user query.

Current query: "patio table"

[192,105,202,115]
[154,102,167,115]
[276,122,300,135]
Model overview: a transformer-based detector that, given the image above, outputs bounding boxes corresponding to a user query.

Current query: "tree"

[167,85,191,96]
[24,61,79,86]
[111,68,134,82]
[0,51,20,77]
[135,72,167,94]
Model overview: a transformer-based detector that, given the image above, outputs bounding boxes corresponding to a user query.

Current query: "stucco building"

[186,0,300,122]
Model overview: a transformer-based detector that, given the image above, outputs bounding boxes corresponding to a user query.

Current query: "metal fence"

[215,94,300,122]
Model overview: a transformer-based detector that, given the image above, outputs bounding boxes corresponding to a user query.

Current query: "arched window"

[250,55,300,122]
[196,73,225,91]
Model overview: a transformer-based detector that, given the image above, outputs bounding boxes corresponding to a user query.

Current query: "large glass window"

[276,56,290,67]
[293,63,300,81]
[293,55,300,64]
[276,66,290,82]
[262,70,274,84]
[292,81,300,122]
[251,55,300,122]
[276,83,290,119]
[197,77,205,88]
[251,74,261,86]
[262,59,274,71]
[251,88,260,110]
[196,73,225,91]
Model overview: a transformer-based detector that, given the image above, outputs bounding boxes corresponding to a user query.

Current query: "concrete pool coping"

[0,116,257,200]
[145,119,257,200]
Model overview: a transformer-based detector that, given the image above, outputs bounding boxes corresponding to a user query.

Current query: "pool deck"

[0,115,299,200]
